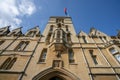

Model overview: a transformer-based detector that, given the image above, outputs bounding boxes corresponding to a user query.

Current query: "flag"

[64,8,68,16]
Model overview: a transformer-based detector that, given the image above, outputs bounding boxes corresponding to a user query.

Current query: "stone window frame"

[46,33,52,44]
[68,49,75,63]
[89,50,98,65]
[14,41,29,51]
[0,57,17,70]
[109,47,120,63]
[38,48,47,63]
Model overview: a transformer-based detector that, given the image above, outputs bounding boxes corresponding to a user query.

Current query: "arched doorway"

[32,68,80,80]
[49,76,64,80]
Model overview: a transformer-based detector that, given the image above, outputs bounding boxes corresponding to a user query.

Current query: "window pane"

[39,49,47,62]
[0,57,12,69]
[115,54,120,62]
[6,58,17,70]
[42,51,46,59]
[93,56,98,64]
[109,48,118,54]
[69,50,74,59]
[57,30,60,38]
[68,49,74,63]
[89,50,98,65]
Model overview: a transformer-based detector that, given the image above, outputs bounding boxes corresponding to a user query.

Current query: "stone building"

[0,16,120,80]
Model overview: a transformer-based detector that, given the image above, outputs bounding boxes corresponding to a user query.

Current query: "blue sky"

[0,0,120,36]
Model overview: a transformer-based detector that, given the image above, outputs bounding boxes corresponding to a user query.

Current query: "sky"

[0,0,120,36]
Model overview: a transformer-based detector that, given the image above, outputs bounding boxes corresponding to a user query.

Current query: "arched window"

[6,58,17,70]
[39,49,47,63]
[0,57,12,69]
[62,31,66,43]
[15,41,29,51]
[68,49,75,63]
[0,57,17,70]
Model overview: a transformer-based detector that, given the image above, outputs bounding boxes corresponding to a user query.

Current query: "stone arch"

[32,68,80,80]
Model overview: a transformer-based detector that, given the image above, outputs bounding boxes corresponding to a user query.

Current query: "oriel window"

[62,31,66,42]
[56,30,61,42]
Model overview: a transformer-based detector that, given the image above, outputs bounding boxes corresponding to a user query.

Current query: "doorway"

[49,76,63,80]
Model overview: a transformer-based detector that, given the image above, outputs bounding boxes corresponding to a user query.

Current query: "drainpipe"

[77,35,94,80]
[19,35,42,80]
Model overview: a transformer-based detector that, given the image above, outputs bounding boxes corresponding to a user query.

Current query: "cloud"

[0,0,36,30]
[18,0,36,16]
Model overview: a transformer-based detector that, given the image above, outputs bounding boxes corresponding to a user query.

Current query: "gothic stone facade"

[0,16,120,80]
